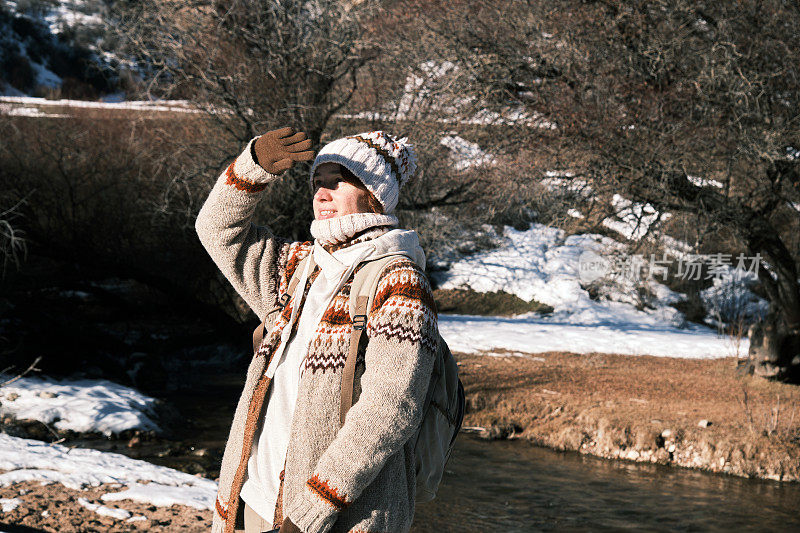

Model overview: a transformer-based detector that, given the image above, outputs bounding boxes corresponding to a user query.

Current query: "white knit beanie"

[310,131,417,214]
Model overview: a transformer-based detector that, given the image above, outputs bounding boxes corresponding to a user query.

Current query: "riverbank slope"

[458,350,800,482]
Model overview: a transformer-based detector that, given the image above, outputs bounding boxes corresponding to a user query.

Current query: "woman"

[196,127,438,533]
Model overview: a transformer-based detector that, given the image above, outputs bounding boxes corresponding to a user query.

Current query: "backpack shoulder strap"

[252,254,313,353]
[348,255,411,321]
[340,254,412,425]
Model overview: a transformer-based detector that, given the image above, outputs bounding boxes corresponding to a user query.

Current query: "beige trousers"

[234,502,274,533]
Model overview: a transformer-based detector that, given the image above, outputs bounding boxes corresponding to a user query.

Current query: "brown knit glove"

[253,126,314,175]
[278,516,302,533]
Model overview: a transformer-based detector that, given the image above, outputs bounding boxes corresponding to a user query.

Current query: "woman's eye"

[313,176,343,190]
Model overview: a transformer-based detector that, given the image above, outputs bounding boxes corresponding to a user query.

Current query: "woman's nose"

[314,186,332,201]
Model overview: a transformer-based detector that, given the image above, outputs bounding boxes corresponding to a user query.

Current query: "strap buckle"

[278,293,290,308]
[353,314,367,330]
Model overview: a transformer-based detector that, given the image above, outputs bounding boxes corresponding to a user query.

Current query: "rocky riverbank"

[458,350,800,482]
[0,480,211,531]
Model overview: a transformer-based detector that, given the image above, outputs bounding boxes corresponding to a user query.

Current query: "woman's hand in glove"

[254,126,315,175]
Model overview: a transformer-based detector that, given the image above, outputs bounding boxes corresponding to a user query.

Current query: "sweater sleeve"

[286,261,438,533]
[195,137,292,321]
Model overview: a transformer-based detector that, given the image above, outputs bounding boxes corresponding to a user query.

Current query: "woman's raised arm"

[195,128,314,321]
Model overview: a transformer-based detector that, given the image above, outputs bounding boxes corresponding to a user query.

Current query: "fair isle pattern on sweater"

[369,261,438,352]
[304,281,353,374]
[302,259,436,376]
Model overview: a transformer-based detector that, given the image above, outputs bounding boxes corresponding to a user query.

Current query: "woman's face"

[312,163,373,220]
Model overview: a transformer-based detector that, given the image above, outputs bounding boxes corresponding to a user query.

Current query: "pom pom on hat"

[310,131,417,214]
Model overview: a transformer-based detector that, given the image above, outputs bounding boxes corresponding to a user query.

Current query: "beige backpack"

[343,255,465,503]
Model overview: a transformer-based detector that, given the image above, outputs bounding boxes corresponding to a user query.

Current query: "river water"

[412,436,800,531]
[70,367,800,532]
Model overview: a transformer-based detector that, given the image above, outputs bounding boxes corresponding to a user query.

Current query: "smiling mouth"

[318,209,337,220]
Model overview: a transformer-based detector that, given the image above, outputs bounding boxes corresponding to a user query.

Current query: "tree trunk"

[743,219,800,382]
[746,313,800,382]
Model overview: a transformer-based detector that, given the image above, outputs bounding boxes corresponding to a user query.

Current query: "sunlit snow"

[0,377,161,436]
[0,434,217,510]
[440,134,495,170]
[435,224,752,358]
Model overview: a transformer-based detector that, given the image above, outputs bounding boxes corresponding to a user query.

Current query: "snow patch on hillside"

[700,266,769,326]
[602,194,670,241]
[687,175,724,188]
[1,0,129,97]
[434,223,684,326]
[0,96,200,115]
[440,134,495,170]
[3,0,106,36]
[433,223,761,358]
[342,61,556,128]
[540,172,592,197]
[46,1,104,34]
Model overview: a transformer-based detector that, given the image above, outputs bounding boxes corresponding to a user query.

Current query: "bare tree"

[388,0,800,379]
[112,0,379,147]
[0,197,27,277]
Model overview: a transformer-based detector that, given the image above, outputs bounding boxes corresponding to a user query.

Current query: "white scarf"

[310,212,398,246]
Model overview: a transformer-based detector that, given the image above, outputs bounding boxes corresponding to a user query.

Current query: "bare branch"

[0,356,42,388]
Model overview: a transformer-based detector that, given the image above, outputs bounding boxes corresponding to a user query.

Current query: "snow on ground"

[440,134,495,170]
[602,194,670,241]
[339,61,556,128]
[439,314,743,358]
[3,0,105,33]
[1,1,110,93]
[0,434,217,510]
[434,223,664,321]
[434,223,751,358]
[0,103,70,118]
[77,497,131,520]
[658,233,694,259]
[700,266,768,325]
[0,377,160,436]
[687,175,724,188]
[1,497,21,512]
[540,172,593,197]
[0,96,199,114]
[101,481,215,511]
[44,1,105,35]
[30,62,62,89]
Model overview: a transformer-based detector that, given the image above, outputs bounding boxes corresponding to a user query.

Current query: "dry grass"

[458,350,800,481]
[433,289,553,316]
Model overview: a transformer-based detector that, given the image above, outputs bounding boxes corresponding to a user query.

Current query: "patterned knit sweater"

[195,139,438,533]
